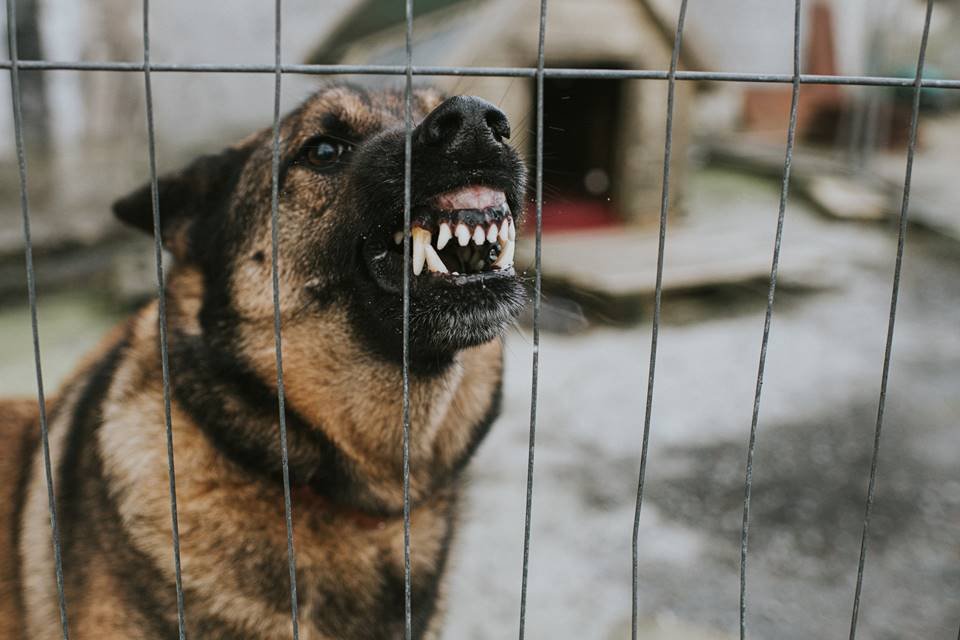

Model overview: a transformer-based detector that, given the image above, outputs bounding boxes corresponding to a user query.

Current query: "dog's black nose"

[417,96,510,152]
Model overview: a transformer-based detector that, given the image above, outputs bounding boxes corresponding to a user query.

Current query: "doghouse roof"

[310,0,472,63]
[308,0,704,70]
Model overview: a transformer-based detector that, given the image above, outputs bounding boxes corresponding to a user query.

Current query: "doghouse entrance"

[538,74,623,230]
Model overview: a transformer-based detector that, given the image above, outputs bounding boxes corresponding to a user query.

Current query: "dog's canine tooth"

[487,223,498,244]
[493,237,516,270]
[437,222,452,250]
[394,231,404,245]
[472,225,485,246]
[424,244,448,273]
[507,217,516,241]
[499,218,510,242]
[455,223,471,246]
[412,227,430,275]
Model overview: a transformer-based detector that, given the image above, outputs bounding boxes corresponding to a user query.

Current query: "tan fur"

[0,400,39,639]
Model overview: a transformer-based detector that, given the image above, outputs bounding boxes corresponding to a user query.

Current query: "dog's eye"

[299,137,352,172]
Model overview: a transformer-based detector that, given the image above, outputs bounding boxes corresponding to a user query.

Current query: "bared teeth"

[456,223,471,247]
[424,244,448,273]
[437,222,452,250]
[412,227,430,276]
[396,207,516,277]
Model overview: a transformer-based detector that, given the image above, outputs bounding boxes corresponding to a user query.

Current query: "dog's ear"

[112,146,251,260]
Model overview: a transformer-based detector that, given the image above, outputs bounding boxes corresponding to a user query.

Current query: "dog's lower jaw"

[345,277,526,372]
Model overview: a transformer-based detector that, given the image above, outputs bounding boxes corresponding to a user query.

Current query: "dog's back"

[0,398,41,639]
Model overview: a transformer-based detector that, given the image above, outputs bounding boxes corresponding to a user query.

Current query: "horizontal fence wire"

[401,0,414,637]
[268,0,301,636]
[140,0,186,637]
[738,2,803,638]
[4,0,70,637]
[517,1,548,638]
[848,1,934,638]
[1,60,960,88]
[630,0,688,638]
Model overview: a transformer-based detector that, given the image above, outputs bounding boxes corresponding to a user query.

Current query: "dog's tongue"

[435,186,506,211]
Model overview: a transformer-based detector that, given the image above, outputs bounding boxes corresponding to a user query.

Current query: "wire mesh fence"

[4,0,955,638]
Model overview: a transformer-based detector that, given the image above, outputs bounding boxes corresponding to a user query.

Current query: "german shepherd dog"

[0,85,526,638]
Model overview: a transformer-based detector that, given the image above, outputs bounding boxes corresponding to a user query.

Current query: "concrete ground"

[442,174,960,638]
[2,170,957,639]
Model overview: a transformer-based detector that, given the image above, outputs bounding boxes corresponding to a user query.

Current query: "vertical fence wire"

[4,0,70,637]
[629,1,688,636]
[516,1,548,638]
[401,0,414,637]
[848,1,934,637]
[738,2,802,638]
[141,1,186,636]
[269,0,301,636]
[5,0,71,634]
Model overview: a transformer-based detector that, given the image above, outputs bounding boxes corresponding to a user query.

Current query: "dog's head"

[114,85,527,365]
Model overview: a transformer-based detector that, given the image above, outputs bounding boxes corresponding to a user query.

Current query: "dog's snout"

[417,96,510,151]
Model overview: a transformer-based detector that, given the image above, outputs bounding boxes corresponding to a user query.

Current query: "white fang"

[412,227,430,276]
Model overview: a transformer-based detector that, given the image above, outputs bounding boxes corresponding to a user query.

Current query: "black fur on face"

[340,97,528,364]
[112,84,527,368]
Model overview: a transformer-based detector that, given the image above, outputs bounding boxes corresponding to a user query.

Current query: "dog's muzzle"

[365,95,523,290]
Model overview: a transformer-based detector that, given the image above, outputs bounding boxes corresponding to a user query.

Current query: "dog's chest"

[238,495,456,639]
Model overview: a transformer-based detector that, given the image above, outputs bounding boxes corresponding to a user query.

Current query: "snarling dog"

[0,85,526,638]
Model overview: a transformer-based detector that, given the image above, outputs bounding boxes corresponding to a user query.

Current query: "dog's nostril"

[485,108,510,142]
[427,111,463,145]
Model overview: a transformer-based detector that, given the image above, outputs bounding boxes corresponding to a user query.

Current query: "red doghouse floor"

[538,197,621,233]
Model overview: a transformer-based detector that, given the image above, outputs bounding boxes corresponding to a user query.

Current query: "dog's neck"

[161,267,503,515]
[90,300,464,638]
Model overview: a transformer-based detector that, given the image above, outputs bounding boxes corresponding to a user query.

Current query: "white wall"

[5,0,356,168]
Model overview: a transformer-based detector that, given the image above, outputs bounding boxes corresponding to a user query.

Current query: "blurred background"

[2,0,959,637]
